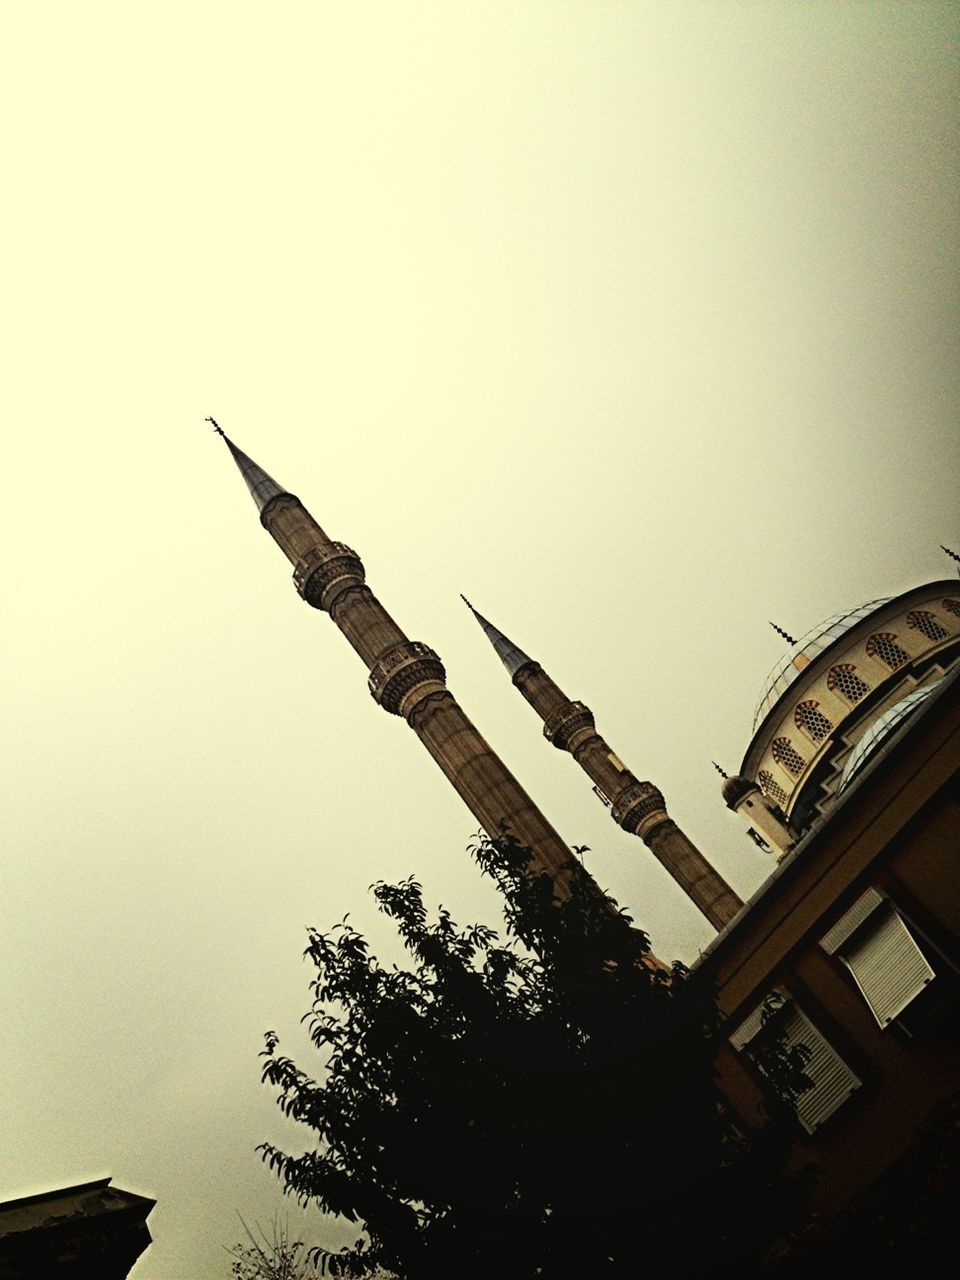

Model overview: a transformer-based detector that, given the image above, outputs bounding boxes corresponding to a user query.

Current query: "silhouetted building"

[0,1178,154,1279]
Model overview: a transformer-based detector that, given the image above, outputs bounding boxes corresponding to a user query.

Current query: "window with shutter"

[731,994,861,1134]
[820,889,935,1028]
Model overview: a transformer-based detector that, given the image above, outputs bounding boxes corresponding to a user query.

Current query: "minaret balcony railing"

[542,700,596,753]
[611,779,667,834]
[293,542,365,610]
[368,641,447,717]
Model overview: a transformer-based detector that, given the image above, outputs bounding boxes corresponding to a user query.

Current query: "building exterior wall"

[703,670,960,1222]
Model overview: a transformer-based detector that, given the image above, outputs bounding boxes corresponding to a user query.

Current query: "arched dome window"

[828,663,870,704]
[866,632,911,670]
[795,699,832,742]
[906,609,948,642]
[758,769,789,808]
[772,737,806,775]
[942,598,960,618]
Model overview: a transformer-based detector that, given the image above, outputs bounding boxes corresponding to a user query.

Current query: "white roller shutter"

[820,887,885,954]
[779,1005,861,1134]
[820,889,935,1028]
[840,910,934,1027]
[729,995,860,1134]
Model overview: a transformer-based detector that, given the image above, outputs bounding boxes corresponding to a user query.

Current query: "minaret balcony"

[611,779,668,836]
[542,700,596,753]
[368,642,447,717]
[293,542,365,610]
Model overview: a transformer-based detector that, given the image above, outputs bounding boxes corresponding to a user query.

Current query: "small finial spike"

[941,545,960,564]
[712,761,729,779]
[206,416,225,437]
[460,593,475,611]
[769,621,797,645]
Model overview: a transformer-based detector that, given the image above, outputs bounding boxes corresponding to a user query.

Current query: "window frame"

[730,991,862,1135]
[820,888,935,1029]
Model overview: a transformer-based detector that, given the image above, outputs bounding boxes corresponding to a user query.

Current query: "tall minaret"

[462,599,743,930]
[214,427,591,897]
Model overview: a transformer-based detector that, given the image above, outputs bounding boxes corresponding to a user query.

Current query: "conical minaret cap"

[461,596,535,679]
[210,419,289,512]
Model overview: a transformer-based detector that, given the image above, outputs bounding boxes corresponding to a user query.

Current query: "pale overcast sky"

[2,3,957,1277]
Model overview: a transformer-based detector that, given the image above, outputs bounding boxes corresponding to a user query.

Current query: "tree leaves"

[256,835,804,1278]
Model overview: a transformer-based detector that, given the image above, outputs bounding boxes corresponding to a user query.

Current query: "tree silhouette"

[258,836,809,1277]
[226,1214,312,1280]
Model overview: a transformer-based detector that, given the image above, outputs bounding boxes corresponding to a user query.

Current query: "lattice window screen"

[758,769,788,808]
[906,610,948,642]
[828,664,870,703]
[772,737,806,775]
[795,700,832,742]
[866,632,910,670]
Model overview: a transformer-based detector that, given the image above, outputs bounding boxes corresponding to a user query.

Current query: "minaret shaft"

[505,656,742,930]
[254,489,581,891]
[407,693,578,882]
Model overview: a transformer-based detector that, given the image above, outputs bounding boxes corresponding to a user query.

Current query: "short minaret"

[215,428,591,897]
[715,766,793,860]
[463,599,743,930]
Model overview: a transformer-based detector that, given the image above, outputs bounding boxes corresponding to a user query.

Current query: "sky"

[1,2,958,1276]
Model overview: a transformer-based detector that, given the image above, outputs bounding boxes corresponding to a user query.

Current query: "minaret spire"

[217,433,596,901]
[460,595,535,678]
[211,420,289,513]
[463,600,743,931]
[769,621,797,645]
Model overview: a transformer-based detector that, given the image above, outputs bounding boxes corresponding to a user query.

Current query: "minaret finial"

[941,545,960,567]
[461,596,536,679]
[712,761,729,779]
[769,621,797,645]
[206,416,225,437]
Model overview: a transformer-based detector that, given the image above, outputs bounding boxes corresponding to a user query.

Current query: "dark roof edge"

[0,1178,113,1212]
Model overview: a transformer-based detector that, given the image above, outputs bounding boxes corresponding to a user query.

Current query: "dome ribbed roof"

[836,678,943,794]
[753,597,892,731]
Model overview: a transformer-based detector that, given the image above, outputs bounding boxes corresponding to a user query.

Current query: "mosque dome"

[737,580,960,848]
[753,598,892,731]
[837,678,944,795]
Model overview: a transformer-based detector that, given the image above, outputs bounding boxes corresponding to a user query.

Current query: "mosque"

[216,427,960,1257]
